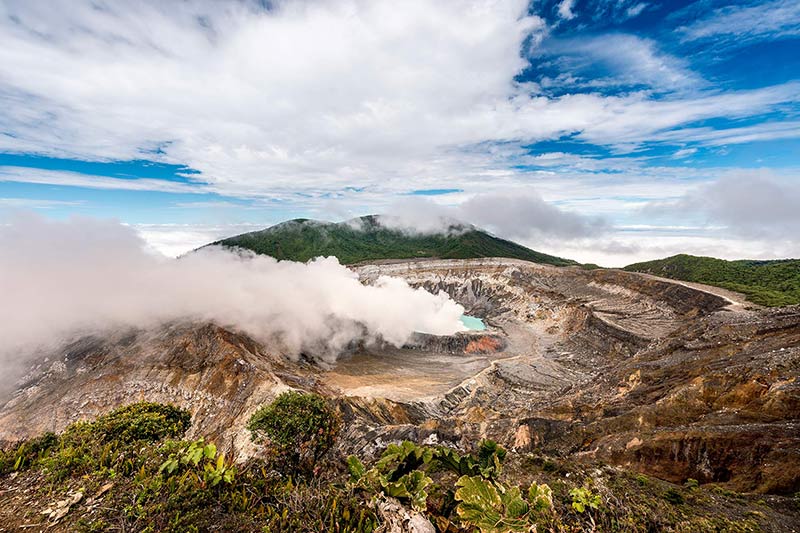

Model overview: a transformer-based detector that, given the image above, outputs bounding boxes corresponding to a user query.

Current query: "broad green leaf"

[501,486,529,519]
[400,470,433,511]
[528,483,553,513]
[454,475,503,531]
[204,443,217,460]
[346,455,366,482]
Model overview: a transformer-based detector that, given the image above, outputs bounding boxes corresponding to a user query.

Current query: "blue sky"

[0,0,798,264]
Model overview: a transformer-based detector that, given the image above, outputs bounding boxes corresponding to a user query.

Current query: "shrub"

[664,487,685,505]
[80,402,191,444]
[247,391,340,475]
[0,431,58,474]
[1,403,191,482]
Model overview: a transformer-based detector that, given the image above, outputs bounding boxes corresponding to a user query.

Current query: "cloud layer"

[1,0,798,200]
[0,1,799,267]
[646,173,800,240]
[380,193,607,243]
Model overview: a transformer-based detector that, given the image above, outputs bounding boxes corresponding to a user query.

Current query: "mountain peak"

[210,215,577,266]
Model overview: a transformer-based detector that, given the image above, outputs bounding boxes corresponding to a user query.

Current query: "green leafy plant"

[435,439,507,480]
[0,432,58,474]
[247,391,341,475]
[527,482,554,514]
[3,402,191,482]
[569,486,601,513]
[454,475,553,533]
[159,438,235,487]
[347,441,434,511]
[374,441,434,480]
[380,470,433,511]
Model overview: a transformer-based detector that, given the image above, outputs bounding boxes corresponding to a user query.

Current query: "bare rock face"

[405,332,507,355]
[1,258,798,495]
[0,323,326,455]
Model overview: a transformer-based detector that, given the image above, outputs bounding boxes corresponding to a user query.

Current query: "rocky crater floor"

[1,258,798,503]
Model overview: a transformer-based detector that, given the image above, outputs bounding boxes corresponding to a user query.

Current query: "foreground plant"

[159,438,236,487]
[454,476,554,533]
[348,441,435,511]
[247,390,341,475]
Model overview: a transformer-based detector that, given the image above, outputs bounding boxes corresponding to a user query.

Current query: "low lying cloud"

[0,214,466,381]
[646,173,800,240]
[380,193,608,241]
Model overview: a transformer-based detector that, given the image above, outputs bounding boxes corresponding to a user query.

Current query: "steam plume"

[0,213,466,378]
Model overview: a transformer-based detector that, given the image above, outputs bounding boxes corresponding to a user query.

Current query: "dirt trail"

[631,271,753,312]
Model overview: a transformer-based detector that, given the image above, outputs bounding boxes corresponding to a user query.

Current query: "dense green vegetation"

[1,400,793,532]
[247,390,341,476]
[625,254,800,307]
[211,215,577,266]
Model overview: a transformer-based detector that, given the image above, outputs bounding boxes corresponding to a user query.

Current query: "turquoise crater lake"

[460,315,486,331]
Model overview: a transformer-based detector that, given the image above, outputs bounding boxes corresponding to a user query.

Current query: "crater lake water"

[460,315,486,331]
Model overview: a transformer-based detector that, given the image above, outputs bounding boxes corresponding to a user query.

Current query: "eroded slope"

[1,258,797,497]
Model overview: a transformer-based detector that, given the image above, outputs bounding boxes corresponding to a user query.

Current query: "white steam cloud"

[0,213,466,375]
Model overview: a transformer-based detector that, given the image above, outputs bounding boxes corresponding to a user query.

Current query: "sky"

[0,0,798,266]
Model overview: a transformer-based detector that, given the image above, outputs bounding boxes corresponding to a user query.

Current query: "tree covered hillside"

[211,215,577,266]
[625,254,800,307]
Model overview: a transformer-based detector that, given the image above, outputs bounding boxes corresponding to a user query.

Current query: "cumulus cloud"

[0,213,466,380]
[0,0,798,199]
[380,192,608,241]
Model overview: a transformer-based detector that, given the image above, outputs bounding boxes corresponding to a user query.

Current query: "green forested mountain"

[624,254,800,307]
[210,215,577,266]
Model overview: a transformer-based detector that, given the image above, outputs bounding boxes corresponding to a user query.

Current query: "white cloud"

[0,213,467,377]
[646,172,800,240]
[131,222,267,257]
[0,197,84,209]
[1,0,798,266]
[651,121,800,146]
[172,201,243,209]
[539,232,800,267]
[381,193,608,241]
[0,0,797,201]
[672,147,697,159]
[535,33,703,93]
[0,166,204,193]
[557,0,577,20]
[679,0,800,42]
[625,3,647,19]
